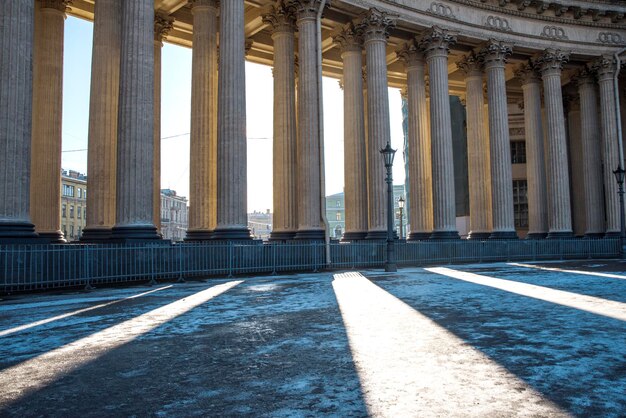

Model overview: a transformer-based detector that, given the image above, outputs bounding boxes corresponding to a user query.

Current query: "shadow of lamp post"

[398,195,405,240]
[380,141,397,272]
[613,165,626,256]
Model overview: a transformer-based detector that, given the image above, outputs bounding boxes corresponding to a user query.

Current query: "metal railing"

[0,238,620,294]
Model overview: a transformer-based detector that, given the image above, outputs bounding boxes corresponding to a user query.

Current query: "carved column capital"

[155,13,174,43]
[574,66,596,86]
[591,54,618,82]
[333,22,362,53]
[457,52,483,77]
[514,62,541,85]
[479,39,513,69]
[287,0,330,21]
[262,4,297,34]
[355,8,397,44]
[39,0,72,12]
[396,40,425,69]
[534,48,570,76]
[417,26,458,59]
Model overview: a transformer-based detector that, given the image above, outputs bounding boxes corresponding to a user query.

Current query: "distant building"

[61,170,87,241]
[326,186,408,239]
[248,210,272,241]
[160,189,188,241]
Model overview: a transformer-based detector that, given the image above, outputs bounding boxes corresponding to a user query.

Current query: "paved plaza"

[0,260,625,417]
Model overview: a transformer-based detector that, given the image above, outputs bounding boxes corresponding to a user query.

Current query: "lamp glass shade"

[398,196,405,209]
[380,142,396,168]
[614,166,625,185]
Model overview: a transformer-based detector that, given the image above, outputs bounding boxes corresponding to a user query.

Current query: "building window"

[62,224,67,237]
[336,212,341,221]
[62,184,74,197]
[511,141,526,164]
[70,206,74,218]
[62,204,66,218]
[336,201,341,207]
[77,227,81,239]
[70,225,74,238]
[84,190,87,200]
[77,206,81,219]
[83,208,87,220]
[334,225,342,238]
[513,180,528,228]
[77,188,82,199]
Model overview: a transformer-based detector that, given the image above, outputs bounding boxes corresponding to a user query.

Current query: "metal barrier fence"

[0,238,620,294]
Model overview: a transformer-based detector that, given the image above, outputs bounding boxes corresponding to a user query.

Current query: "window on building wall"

[336,212,341,221]
[83,208,86,220]
[70,225,74,238]
[84,190,87,200]
[63,184,74,197]
[335,226,342,238]
[77,227,81,238]
[513,180,529,228]
[510,141,526,164]
[62,204,66,218]
[77,206,81,219]
[70,206,74,218]
[336,201,340,207]
[77,188,82,199]
[62,225,66,236]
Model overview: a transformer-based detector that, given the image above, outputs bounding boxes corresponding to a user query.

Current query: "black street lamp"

[398,196,405,240]
[380,141,397,272]
[613,165,626,255]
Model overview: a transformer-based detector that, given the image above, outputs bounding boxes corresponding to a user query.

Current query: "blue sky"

[61,16,405,212]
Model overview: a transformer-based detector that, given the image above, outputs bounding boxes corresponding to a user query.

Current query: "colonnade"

[0,0,624,244]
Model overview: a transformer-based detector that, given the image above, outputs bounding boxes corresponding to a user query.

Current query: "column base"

[429,230,460,240]
[212,227,252,240]
[341,231,367,241]
[365,230,387,240]
[467,231,491,240]
[110,225,162,242]
[583,232,604,239]
[489,231,518,240]
[294,229,325,240]
[184,229,214,241]
[0,221,39,244]
[269,231,297,241]
[546,231,573,239]
[407,232,431,241]
[604,231,621,238]
[526,232,547,240]
[384,263,397,272]
[38,231,67,244]
[80,228,113,242]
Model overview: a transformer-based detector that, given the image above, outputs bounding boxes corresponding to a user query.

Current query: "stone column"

[154,14,174,235]
[213,0,251,239]
[565,95,586,236]
[418,26,459,239]
[593,55,621,237]
[30,0,70,242]
[82,0,121,242]
[479,40,517,239]
[356,9,396,240]
[186,0,218,241]
[515,64,548,239]
[534,49,573,238]
[576,68,605,237]
[334,23,368,240]
[264,5,298,240]
[397,41,433,240]
[111,0,160,240]
[291,0,327,240]
[458,52,492,239]
[0,0,38,241]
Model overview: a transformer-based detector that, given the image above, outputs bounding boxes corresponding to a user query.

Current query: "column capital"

[478,39,512,69]
[262,4,297,34]
[154,13,174,43]
[591,54,618,82]
[396,40,425,69]
[417,26,458,59]
[189,0,219,11]
[333,22,362,53]
[574,66,596,87]
[457,52,483,77]
[287,0,330,22]
[514,62,541,85]
[355,8,397,44]
[534,49,570,76]
[39,0,72,12]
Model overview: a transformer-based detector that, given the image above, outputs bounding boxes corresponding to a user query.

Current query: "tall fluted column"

[31,0,70,242]
[213,0,251,239]
[264,5,298,240]
[334,23,368,240]
[535,49,572,238]
[593,55,621,237]
[418,26,459,239]
[356,8,396,240]
[82,0,121,242]
[458,52,492,239]
[565,95,585,236]
[515,64,548,239]
[0,0,38,242]
[479,40,516,239]
[111,0,160,240]
[576,68,605,237]
[154,14,173,235]
[397,41,433,240]
[186,0,218,240]
[291,0,327,240]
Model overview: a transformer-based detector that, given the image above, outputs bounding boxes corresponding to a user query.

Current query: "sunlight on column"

[0,281,242,404]
[332,272,566,417]
[509,262,626,280]
[0,286,174,337]
[428,267,626,322]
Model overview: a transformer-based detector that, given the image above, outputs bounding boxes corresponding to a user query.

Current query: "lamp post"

[398,196,405,240]
[380,141,397,272]
[613,166,626,256]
